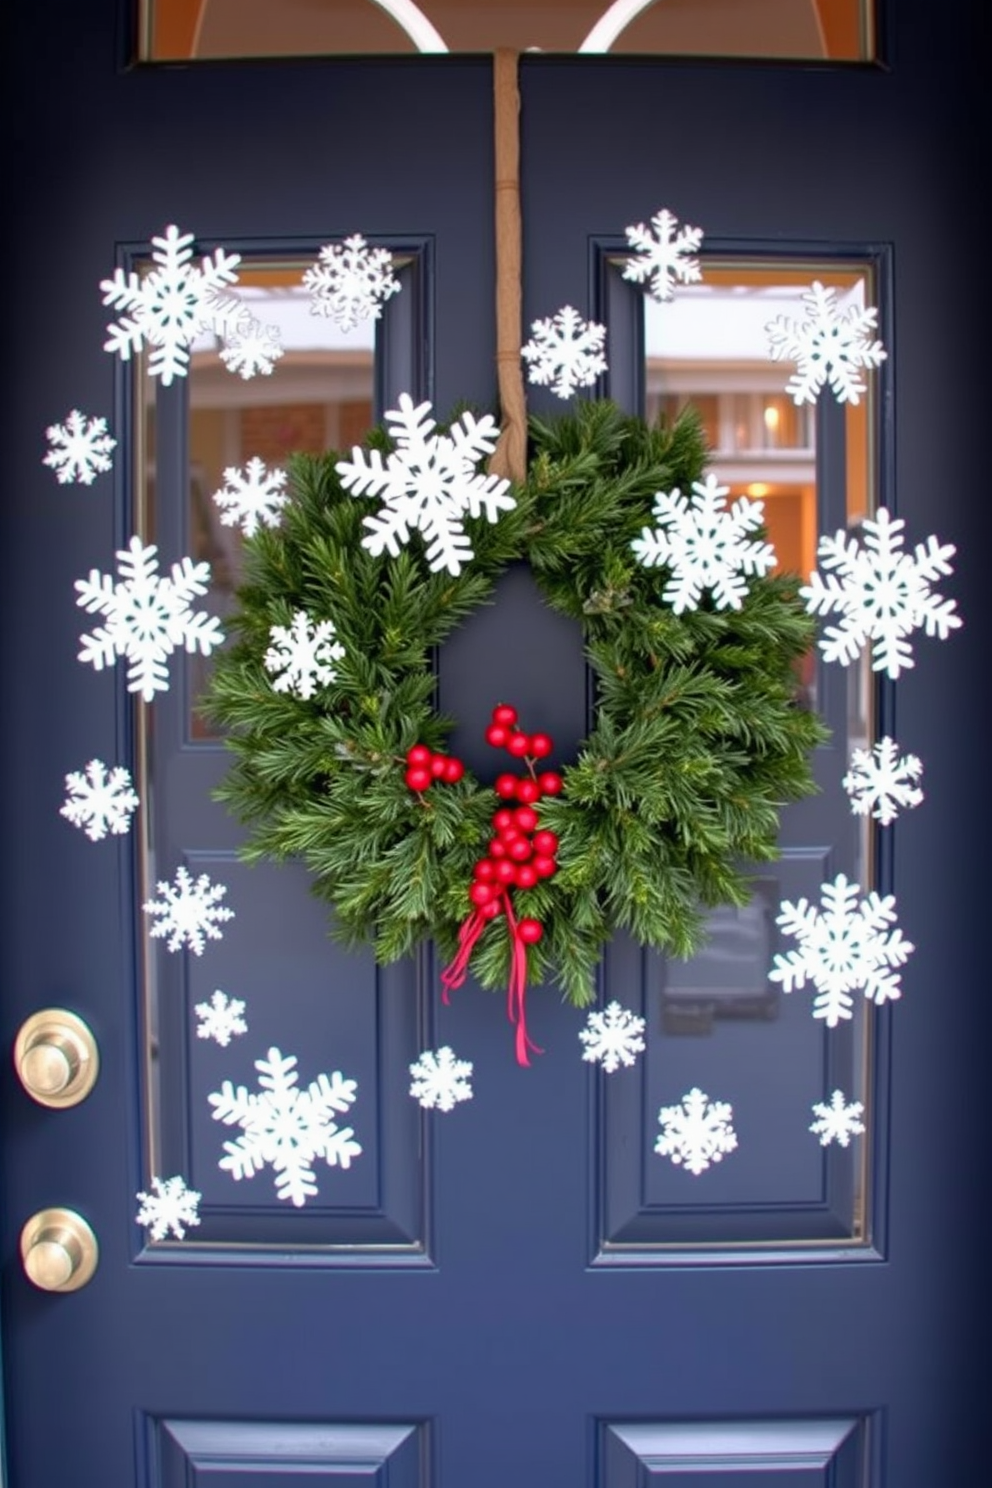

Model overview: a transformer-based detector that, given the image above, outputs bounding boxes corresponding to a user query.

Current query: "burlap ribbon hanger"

[488,49,528,484]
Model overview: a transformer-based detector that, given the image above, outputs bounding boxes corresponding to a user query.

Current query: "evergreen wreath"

[203,399,827,1032]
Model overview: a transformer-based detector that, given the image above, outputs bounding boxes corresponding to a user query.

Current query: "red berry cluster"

[466,704,562,943]
[404,742,465,792]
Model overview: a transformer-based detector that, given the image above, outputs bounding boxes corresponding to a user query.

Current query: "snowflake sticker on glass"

[61,759,139,842]
[302,233,401,331]
[218,313,284,380]
[335,393,515,576]
[101,224,245,385]
[809,1090,866,1148]
[264,611,346,700]
[769,873,913,1027]
[521,305,607,399]
[623,206,703,302]
[632,473,776,612]
[44,410,116,485]
[212,457,289,537]
[75,537,224,701]
[578,1001,646,1072]
[209,1047,361,1207]
[843,737,923,825]
[135,1174,201,1240]
[800,508,961,679]
[194,990,248,1047]
[655,1087,738,1175]
[143,865,234,956]
[765,280,887,405]
[409,1047,474,1112]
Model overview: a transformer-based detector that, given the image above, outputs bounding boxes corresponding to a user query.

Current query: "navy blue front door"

[2,3,988,1485]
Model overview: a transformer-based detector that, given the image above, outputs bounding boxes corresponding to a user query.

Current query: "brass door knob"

[20,1208,99,1292]
[13,1008,99,1108]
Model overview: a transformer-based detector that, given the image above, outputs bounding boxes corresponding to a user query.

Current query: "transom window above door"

[142,0,875,62]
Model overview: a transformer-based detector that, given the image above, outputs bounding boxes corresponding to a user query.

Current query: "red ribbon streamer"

[439,891,543,1066]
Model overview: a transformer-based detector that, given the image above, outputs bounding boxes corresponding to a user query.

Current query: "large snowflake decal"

[209,1047,362,1207]
[264,610,346,699]
[218,313,284,380]
[135,1175,201,1240]
[655,1087,738,1175]
[843,736,923,825]
[335,393,515,576]
[631,473,776,612]
[809,1090,866,1148]
[75,537,225,702]
[61,759,139,842]
[800,508,961,679]
[143,865,234,956]
[578,1001,646,1072]
[44,410,116,485]
[194,990,248,1047]
[765,280,887,405]
[212,457,289,537]
[521,305,607,398]
[622,206,703,302]
[409,1047,474,1111]
[769,873,913,1027]
[302,233,401,331]
[101,223,244,385]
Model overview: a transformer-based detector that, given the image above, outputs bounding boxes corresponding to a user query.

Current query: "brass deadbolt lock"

[13,1008,100,1108]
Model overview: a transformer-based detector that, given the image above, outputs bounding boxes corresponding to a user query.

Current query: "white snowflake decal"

[623,207,703,302]
[194,990,248,1047]
[521,305,607,398]
[578,1001,646,1072]
[632,473,776,612]
[61,759,139,842]
[335,393,515,576]
[302,233,401,331]
[101,223,244,386]
[209,1046,362,1207]
[769,873,913,1028]
[843,737,924,825]
[809,1089,866,1148]
[655,1087,738,1175]
[264,610,346,700]
[409,1046,474,1112]
[143,865,234,956]
[800,507,961,680]
[44,410,116,485]
[765,280,887,406]
[75,536,225,702]
[135,1175,201,1240]
[218,313,284,379]
[212,457,289,537]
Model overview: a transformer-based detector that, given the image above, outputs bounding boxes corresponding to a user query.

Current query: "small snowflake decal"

[335,393,515,576]
[101,223,244,386]
[44,410,116,485]
[209,1046,362,1207]
[655,1087,738,1175]
[809,1090,866,1148]
[623,207,703,302]
[843,737,924,825]
[61,759,139,842]
[194,990,248,1047]
[218,313,284,380]
[135,1175,201,1240]
[769,873,913,1027]
[632,473,776,612]
[212,457,289,537]
[76,536,225,702]
[800,507,961,679]
[409,1046,474,1111]
[578,1001,646,1072]
[521,305,607,398]
[302,233,401,331]
[765,280,887,405]
[143,865,234,956]
[264,610,346,700]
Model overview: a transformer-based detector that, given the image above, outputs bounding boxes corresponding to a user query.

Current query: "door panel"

[2,3,988,1484]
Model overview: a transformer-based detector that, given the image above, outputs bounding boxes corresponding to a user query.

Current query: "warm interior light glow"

[763,404,780,430]
[747,483,771,497]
